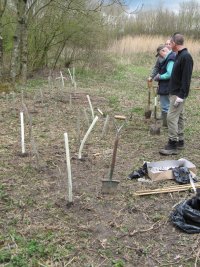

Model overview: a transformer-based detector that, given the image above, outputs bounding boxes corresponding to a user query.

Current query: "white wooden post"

[20,112,25,154]
[64,133,73,203]
[67,68,73,84]
[101,114,110,138]
[60,71,65,90]
[78,116,98,159]
[87,94,94,120]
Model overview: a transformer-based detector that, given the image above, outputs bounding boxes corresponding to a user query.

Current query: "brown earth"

[0,77,200,267]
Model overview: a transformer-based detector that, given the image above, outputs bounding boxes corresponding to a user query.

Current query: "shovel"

[149,95,161,135]
[144,80,152,119]
[101,115,126,194]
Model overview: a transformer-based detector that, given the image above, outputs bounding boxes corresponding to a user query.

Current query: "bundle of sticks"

[134,182,200,196]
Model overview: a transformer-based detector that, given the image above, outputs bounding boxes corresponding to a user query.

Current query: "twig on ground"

[65,257,76,266]
[159,256,194,266]
[118,220,163,238]
[129,220,162,236]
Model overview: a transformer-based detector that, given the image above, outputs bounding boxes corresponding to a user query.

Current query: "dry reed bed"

[109,35,200,72]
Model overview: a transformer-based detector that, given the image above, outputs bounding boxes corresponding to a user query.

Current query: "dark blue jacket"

[157,51,176,95]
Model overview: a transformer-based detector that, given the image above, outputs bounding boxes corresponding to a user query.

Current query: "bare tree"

[178,0,200,38]
[0,0,7,79]
[10,0,27,84]
[9,0,126,83]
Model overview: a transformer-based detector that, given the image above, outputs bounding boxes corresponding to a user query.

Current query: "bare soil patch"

[0,78,200,267]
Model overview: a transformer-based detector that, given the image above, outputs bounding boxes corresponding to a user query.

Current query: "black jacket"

[158,51,176,95]
[169,48,193,99]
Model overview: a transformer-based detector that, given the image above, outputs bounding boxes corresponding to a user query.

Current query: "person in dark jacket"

[154,45,176,127]
[148,39,174,122]
[159,33,193,155]
[148,39,173,81]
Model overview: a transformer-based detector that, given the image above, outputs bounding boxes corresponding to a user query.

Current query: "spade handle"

[109,133,119,181]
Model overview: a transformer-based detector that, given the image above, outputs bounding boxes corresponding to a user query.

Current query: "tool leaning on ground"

[144,79,153,119]
[101,115,126,194]
[149,90,161,135]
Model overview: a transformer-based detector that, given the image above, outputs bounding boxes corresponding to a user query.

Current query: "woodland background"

[0,0,200,87]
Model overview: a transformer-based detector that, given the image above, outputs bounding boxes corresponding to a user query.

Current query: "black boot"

[162,112,167,128]
[177,140,185,150]
[159,139,178,155]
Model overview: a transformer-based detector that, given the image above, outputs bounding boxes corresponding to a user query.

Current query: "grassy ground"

[0,54,200,267]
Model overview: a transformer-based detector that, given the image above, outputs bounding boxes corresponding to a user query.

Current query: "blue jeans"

[159,95,170,113]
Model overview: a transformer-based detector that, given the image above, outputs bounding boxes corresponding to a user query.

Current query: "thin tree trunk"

[0,0,7,80]
[10,33,20,84]
[10,0,27,85]
[0,36,3,79]
[20,18,28,84]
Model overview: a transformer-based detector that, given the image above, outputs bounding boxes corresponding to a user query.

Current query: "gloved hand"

[153,74,160,81]
[174,96,184,107]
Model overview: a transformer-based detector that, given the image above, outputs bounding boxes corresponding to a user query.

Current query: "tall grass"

[108,35,200,72]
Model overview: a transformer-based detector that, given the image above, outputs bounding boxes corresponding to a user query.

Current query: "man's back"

[169,48,193,99]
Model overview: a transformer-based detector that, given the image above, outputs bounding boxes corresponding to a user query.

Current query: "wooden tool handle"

[114,115,126,120]
[147,79,153,89]
[109,134,119,181]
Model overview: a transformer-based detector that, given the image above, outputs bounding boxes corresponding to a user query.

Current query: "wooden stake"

[21,89,24,105]
[67,68,73,85]
[64,133,73,203]
[76,109,81,144]
[78,116,98,159]
[39,88,44,105]
[20,112,25,154]
[48,75,52,95]
[69,94,72,107]
[134,182,200,196]
[60,71,65,91]
[12,92,16,116]
[97,108,104,116]
[101,114,110,138]
[22,102,30,120]
[29,114,33,141]
[87,94,94,120]
[31,136,40,169]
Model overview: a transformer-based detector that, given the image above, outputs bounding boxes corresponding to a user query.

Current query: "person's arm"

[179,54,193,98]
[149,57,161,79]
[159,61,174,80]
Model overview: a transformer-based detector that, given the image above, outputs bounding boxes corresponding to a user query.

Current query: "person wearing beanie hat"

[147,39,174,120]
[153,45,176,127]
[148,38,173,82]
[155,44,166,57]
